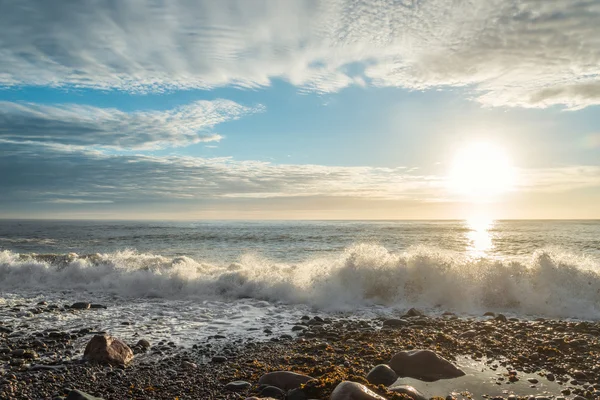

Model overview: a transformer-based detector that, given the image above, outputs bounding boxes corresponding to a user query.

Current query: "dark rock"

[212,355,227,362]
[224,380,251,392]
[258,371,313,391]
[135,339,150,349]
[66,389,104,400]
[366,364,398,386]
[495,314,508,322]
[330,381,386,400]
[382,319,408,328]
[483,311,495,316]
[83,334,134,366]
[70,302,91,310]
[388,384,428,400]
[389,349,465,382]
[260,385,286,399]
[291,325,307,331]
[287,388,309,400]
[403,308,423,318]
[89,304,107,309]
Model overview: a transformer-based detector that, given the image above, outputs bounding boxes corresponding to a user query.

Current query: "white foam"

[1,244,599,319]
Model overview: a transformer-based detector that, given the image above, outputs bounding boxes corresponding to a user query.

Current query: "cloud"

[1,0,599,109]
[0,100,261,149]
[1,143,598,209]
[0,142,442,205]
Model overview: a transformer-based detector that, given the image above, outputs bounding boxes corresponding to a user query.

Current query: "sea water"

[1,219,599,346]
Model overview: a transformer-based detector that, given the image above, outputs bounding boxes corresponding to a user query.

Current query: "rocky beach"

[2,302,600,400]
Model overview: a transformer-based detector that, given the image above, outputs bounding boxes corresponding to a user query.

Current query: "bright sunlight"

[448,142,516,201]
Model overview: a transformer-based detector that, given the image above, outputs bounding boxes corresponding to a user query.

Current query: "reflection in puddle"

[395,356,569,399]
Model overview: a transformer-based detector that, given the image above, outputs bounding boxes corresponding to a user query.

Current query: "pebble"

[366,364,398,386]
[330,381,386,400]
[225,380,252,392]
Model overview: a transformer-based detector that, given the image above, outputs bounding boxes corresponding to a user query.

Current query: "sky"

[0,0,599,220]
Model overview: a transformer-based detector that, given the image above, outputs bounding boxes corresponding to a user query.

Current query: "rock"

[483,311,495,316]
[89,304,107,309]
[330,381,386,400]
[135,339,150,349]
[225,381,252,392]
[572,370,588,380]
[382,319,408,328]
[83,334,134,366]
[10,349,38,359]
[287,388,309,400]
[292,325,307,331]
[495,314,508,322]
[66,389,104,400]
[212,355,227,362]
[546,373,555,381]
[258,371,314,391]
[260,385,286,399]
[527,378,538,384]
[70,302,91,310]
[366,364,398,386]
[389,349,465,382]
[388,384,427,400]
[182,361,197,370]
[460,330,477,338]
[403,308,423,318]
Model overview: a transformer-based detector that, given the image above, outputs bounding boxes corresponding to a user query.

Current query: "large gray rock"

[330,381,387,400]
[389,349,465,382]
[83,334,134,366]
[366,364,398,386]
[258,371,313,391]
[388,384,427,400]
[66,389,104,400]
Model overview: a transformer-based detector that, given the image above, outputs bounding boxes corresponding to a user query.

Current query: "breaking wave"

[1,244,599,319]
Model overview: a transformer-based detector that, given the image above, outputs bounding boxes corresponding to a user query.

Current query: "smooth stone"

[366,364,398,386]
[382,319,408,328]
[258,371,314,391]
[66,389,104,400]
[225,380,252,392]
[389,349,465,382]
[495,314,508,322]
[330,381,386,400]
[260,385,286,399]
[388,384,427,400]
[136,339,151,349]
[83,334,134,366]
[89,304,107,309]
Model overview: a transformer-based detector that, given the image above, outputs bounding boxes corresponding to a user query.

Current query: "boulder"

[389,349,465,382]
[83,334,134,366]
[366,364,398,386]
[258,371,313,391]
[330,381,386,400]
[66,389,104,400]
[388,384,427,400]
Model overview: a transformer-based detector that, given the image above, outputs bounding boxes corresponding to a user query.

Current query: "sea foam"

[1,244,599,319]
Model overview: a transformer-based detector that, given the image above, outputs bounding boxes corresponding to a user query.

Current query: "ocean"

[1,219,599,346]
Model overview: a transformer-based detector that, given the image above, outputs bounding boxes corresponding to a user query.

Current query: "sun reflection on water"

[465,218,495,258]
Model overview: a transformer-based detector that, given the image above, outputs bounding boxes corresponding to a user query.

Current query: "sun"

[448,142,516,200]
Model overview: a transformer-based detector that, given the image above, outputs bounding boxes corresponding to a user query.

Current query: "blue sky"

[1,0,599,219]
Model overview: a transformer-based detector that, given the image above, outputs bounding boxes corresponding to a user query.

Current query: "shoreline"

[2,307,600,399]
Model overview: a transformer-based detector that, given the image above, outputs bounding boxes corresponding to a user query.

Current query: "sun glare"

[448,142,515,201]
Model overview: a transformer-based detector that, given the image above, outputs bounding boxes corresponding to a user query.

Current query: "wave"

[1,244,599,319]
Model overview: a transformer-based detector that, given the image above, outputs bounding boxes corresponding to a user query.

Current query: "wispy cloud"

[1,0,599,109]
[0,100,262,150]
[1,143,598,207]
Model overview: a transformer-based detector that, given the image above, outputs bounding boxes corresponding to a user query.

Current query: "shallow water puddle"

[396,357,569,399]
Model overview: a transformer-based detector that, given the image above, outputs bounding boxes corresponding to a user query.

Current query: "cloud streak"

[1,0,599,109]
[1,143,598,209]
[0,100,262,150]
